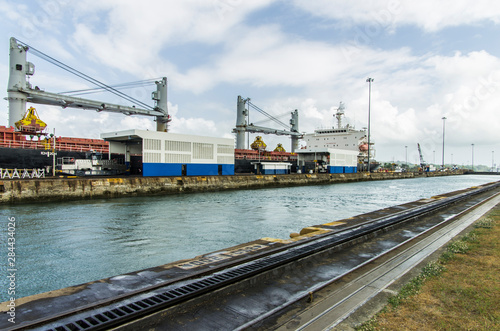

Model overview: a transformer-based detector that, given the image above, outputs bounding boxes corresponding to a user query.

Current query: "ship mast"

[335,102,345,129]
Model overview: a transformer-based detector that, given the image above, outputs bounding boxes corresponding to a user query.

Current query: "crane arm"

[23,88,165,117]
[233,124,302,137]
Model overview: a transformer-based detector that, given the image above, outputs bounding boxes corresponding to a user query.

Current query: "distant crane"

[417,143,427,171]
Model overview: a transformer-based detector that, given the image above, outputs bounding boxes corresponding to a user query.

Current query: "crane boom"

[25,88,164,116]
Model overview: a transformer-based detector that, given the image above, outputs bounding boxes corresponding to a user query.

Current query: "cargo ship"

[233,102,379,174]
[0,125,111,171]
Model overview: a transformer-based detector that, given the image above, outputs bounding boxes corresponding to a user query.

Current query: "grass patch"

[386,261,446,309]
[356,206,500,331]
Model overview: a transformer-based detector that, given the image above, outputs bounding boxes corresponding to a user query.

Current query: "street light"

[366,77,374,173]
[471,143,474,171]
[441,117,446,168]
[405,145,408,168]
[493,151,495,172]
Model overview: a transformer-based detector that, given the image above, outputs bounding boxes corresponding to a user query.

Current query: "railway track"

[7,181,500,331]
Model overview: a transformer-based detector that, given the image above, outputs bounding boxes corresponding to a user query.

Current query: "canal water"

[0,174,498,301]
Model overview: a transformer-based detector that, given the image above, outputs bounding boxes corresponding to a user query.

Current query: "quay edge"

[0,171,465,204]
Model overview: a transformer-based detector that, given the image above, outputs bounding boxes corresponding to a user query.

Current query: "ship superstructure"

[301,102,375,171]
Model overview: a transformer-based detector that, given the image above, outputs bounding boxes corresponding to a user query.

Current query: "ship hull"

[0,147,88,170]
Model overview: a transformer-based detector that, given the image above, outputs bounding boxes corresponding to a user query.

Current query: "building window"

[193,143,214,160]
[165,140,191,152]
[144,139,161,151]
[217,144,233,154]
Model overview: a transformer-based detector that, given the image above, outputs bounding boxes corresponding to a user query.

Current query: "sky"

[1,0,499,167]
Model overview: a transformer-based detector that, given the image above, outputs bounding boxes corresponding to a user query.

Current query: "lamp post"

[366,77,374,173]
[471,143,474,171]
[441,117,446,168]
[405,145,408,168]
[52,128,56,177]
[493,151,495,172]
[433,150,435,164]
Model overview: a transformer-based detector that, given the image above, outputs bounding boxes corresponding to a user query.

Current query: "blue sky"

[1,0,499,167]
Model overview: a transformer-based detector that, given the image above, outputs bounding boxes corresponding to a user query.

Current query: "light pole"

[405,145,408,168]
[366,77,374,173]
[471,143,474,171]
[433,150,435,164]
[493,151,495,172]
[441,117,446,168]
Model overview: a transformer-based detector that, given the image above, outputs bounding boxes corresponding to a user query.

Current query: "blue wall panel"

[186,164,218,176]
[221,164,235,175]
[260,168,289,175]
[144,163,235,177]
[345,166,357,173]
[143,163,182,176]
[328,166,344,174]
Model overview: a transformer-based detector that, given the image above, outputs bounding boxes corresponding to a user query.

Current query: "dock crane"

[7,37,171,132]
[233,96,302,152]
[417,143,428,172]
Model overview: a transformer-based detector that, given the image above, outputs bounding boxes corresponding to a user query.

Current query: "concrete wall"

[0,170,465,204]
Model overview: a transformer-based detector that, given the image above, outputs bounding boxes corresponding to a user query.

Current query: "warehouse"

[101,129,234,176]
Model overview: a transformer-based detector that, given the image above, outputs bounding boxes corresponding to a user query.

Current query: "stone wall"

[0,171,463,204]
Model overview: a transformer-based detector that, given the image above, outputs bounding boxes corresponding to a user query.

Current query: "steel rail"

[14,182,500,331]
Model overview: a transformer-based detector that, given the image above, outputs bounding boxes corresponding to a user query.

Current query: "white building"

[101,129,234,176]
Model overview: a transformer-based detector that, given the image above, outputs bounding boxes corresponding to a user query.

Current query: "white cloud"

[291,0,500,32]
[177,26,418,96]
[119,116,155,131]
[0,1,27,22]
[68,0,276,77]
[169,117,218,136]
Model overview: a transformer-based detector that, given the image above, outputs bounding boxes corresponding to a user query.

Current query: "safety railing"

[0,168,46,179]
[0,138,109,153]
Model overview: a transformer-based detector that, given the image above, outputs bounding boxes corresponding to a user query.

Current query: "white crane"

[233,96,302,152]
[7,37,171,132]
